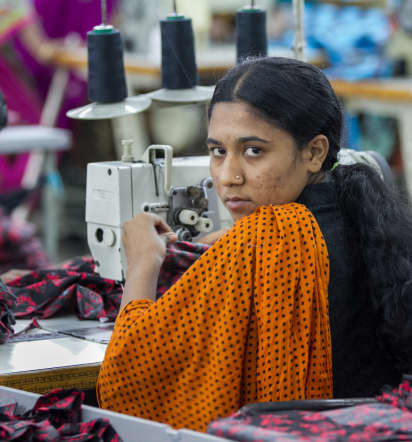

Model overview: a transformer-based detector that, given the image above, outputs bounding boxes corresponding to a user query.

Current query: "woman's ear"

[303,135,329,173]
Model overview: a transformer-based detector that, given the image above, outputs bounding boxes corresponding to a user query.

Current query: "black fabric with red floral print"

[208,380,412,441]
[0,388,121,441]
[0,241,209,344]
[0,279,16,344]
[9,256,122,321]
[156,241,209,298]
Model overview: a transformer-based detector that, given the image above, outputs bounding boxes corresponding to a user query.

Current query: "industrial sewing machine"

[86,143,232,281]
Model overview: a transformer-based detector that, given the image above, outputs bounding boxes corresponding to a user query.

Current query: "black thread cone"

[161,17,199,90]
[87,28,128,103]
[236,8,267,63]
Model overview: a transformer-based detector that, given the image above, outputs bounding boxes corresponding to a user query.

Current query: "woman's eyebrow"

[206,137,221,145]
[206,136,270,145]
[238,136,269,144]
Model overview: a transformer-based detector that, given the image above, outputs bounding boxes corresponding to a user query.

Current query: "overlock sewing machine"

[86,143,232,281]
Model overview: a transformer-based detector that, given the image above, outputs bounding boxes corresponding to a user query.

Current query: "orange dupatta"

[97,203,333,432]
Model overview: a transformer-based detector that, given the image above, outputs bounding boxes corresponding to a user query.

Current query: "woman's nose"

[219,157,244,187]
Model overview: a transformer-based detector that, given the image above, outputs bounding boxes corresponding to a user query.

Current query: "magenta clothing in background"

[0,56,42,191]
[14,0,119,123]
[33,0,118,40]
[0,0,118,192]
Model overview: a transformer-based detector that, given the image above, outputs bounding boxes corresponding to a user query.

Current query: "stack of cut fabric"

[208,378,412,441]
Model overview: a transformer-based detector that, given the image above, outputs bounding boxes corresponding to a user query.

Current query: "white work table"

[0,318,231,441]
[0,316,112,394]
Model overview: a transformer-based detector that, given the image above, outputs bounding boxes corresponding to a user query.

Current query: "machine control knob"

[186,186,202,198]
[196,198,209,209]
[103,229,116,247]
[178,209,199,226]
[196,217,214,233]
[176,228,192,241]
[95,227,116,247]
[201,177,214,189]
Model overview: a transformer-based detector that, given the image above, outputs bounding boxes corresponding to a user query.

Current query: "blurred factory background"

[0,0,410,266]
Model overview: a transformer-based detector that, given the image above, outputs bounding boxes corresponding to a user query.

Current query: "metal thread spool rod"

[101,0,107,25]
[293,0,306,61]
[173,0,178,15]
[251,0,255,7]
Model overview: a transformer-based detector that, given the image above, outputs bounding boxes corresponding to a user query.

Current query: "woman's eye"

[245,147,263,157]
[209,147,226,157]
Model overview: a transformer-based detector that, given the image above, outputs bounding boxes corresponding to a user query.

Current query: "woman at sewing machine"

[97,57,412,432]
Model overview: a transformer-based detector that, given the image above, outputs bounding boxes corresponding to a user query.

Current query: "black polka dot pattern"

[97,203,333,432]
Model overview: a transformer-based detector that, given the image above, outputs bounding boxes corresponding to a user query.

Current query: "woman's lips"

[225,199,253,211]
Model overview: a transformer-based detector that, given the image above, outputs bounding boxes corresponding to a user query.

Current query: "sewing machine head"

[86,144,232,281]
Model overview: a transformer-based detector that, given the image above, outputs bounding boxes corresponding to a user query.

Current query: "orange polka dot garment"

[97,203,333,432]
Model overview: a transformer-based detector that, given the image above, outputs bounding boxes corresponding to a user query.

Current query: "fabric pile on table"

[207,379,412,441]
[0,388,120,441]
[0,241,209,344]
[0,279,16,344]
[8,257,123,321]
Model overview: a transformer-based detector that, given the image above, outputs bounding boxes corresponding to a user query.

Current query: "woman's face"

[208,102,318,221]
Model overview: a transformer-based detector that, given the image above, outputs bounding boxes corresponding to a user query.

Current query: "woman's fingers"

[161,231,178,244]
[123,213,175,269]
[153,216,174,235]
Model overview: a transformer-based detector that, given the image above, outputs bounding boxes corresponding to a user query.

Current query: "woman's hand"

[121,214,177,308]
[123,213,177,273]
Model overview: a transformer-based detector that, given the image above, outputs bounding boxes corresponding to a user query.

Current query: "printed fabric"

[0,279,16,344]
[0,388,120,441]
[97,203,333,432]
[0,243,208,344]
[207,380,412,441]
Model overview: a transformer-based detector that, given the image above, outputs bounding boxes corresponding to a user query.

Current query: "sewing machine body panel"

[86,161,140,280]
[86,163,134,226]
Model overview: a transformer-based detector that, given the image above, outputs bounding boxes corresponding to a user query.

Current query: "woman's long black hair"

[209,57,412,372]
